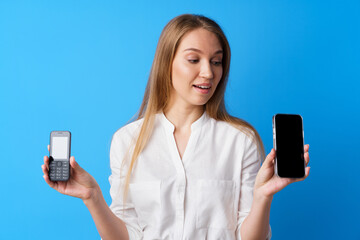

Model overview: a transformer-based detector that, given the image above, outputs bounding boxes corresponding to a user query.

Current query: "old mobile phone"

[49,131,71,181]
[273,114,305,178]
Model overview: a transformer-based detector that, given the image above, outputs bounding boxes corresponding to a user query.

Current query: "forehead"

[177,28,222,52]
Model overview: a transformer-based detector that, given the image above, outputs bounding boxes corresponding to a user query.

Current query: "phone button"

[56,162,62,167]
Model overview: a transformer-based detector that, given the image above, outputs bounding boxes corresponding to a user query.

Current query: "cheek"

[214,69,223,86]
[172,60,194,85]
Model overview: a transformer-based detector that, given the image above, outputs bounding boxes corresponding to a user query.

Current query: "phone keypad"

[49,161,69,181]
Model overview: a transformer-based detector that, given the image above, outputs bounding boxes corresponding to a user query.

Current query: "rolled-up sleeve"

[108,129,143,240]
[236,136,272,240]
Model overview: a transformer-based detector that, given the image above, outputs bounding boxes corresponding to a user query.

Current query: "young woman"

[42,14,310,240]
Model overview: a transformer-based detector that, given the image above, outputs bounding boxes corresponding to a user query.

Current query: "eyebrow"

[184,48,223,55]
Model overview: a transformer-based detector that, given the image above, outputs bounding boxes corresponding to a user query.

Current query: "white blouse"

[108,112,272,240]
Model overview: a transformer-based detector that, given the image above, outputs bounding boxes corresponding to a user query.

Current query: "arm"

[42,130,144,240]
[84,186,129,240]
[239,193,272,240]
[240,145,310,240]
[41,154,130,240]
[236,137,272,240]
[83,127,144,239]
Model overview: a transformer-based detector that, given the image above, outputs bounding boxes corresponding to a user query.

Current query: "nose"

[199,61,214,80]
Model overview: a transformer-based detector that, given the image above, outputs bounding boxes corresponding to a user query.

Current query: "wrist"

[254,189,273,205]
[83,185,103,207]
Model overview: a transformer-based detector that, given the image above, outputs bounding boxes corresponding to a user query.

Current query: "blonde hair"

[121,14,265,205]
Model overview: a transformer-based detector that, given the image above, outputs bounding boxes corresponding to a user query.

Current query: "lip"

[193,83,212,87]
[193,83,212,94]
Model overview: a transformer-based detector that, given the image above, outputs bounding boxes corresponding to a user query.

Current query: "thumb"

[262,148,276,168]
[70,156,85,173]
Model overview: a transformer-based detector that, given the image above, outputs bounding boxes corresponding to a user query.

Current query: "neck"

[163,105,205,131]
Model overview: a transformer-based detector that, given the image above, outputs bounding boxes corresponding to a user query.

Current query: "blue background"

[1,0,359,239]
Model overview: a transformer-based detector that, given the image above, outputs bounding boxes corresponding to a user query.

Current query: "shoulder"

[111,117,144,144]
[109,118,144,166]
[207,117,256,145]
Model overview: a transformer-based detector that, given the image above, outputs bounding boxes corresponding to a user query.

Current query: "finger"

[305,166,310,178]
[70,156,85,173]
[47,145,50,152]
[43,174,56,188]
[41,164,48,175]
[304,152,310,166]
[304,144,309,153]
[42,159,56,188]
[69,157,75,176]
[262,148,276,168]
[44,156,50,170]
[299,166,310,181]
[294,166,310,182]
[70,156,84,171]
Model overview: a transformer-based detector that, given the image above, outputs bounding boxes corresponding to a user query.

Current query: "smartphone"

[273,114,305,178]
[49,131,71,181]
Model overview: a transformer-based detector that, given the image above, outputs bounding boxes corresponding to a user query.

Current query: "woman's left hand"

[254,144,310,198]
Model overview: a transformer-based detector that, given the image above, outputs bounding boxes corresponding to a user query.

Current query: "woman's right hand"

[41,145,100,201]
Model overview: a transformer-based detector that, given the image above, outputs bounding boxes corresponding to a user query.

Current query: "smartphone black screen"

[273,114,305,178]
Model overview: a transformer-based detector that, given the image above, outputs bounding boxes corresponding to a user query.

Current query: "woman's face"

[170,28,223,109]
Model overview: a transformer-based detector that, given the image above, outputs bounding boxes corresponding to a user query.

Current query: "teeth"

[196,85,210,89]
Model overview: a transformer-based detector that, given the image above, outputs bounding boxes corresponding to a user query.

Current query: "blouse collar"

[158,111,209,133]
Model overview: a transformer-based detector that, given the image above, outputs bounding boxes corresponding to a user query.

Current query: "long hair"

[121,14,265,205]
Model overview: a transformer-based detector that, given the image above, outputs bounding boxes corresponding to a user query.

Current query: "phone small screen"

[275,114,305,178]
[52,136,69,160]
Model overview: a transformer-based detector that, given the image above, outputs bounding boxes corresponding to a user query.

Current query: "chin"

[192,99,210,106]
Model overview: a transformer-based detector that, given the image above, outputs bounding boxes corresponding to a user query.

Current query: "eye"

[188,59,199,63]
[212,60,222,66]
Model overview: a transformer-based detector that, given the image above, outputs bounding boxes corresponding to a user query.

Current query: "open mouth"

[193,84,211,90]
[193,84,211,93]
